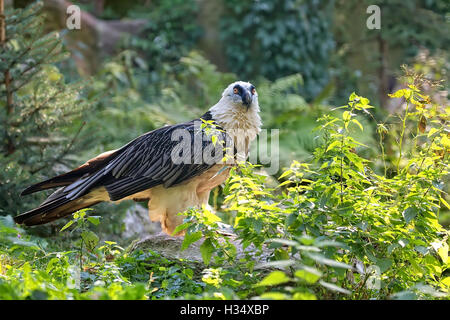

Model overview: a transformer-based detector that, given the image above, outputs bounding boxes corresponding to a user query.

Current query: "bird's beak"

[242,90,252,110]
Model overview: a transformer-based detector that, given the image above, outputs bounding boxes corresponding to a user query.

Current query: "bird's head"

[209,81,262,133]
[220,81,258,111]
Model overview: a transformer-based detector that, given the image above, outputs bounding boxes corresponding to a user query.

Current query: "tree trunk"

[43,0,147,75]
[1,0,16,155]
[377,34,389,109]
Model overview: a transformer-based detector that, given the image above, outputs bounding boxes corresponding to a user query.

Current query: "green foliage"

[0,212,203,299]
[176,51,236,108]
[0,83,448,300]
[81,50,174,152]
[0,1,90,215]
[332,0,449,105]
[60,208,101,265]
[1,2,448,300]
[220,0,335,100]
[123,0,202,87]
[365,0,448,52]
[174,206,238,267]
[178,85,449,300]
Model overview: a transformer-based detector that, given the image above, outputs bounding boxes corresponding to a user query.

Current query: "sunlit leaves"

[351,119,364,131]
[80,231,99,252]
[255,271,290,287]
[305,253,352,269]
[326,140,341,152]
[200,238,215,265]
[295,267,322,284]
[389,88,412,99]
[318,281,351,295]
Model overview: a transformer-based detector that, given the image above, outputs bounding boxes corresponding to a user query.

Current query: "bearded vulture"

[14,81,262,235]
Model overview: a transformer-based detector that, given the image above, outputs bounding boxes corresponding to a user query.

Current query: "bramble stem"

[396,102,409,174]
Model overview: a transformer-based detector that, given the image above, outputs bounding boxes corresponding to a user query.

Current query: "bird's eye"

[233,88,239,94]
[251,87,256,95]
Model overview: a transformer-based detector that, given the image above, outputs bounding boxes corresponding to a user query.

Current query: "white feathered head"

[209,81,261,142]
[220,81,258,111]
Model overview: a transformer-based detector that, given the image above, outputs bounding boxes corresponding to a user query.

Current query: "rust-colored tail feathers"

[15,150,118,226]
[14,188,101,226]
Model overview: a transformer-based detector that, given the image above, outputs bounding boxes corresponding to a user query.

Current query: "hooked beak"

[241,90,252,110]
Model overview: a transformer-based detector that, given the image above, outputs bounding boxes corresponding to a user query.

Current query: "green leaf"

[87,216,101,226]
[259,292,289,300]
[351,119,363,131]
[402,207,418,224]
[183,268,194,279]
[349,92,358,101]
[295,267,322,284]
[326,140,341,152]
[319,280,351,295]
[202,208,222,224]
[307,253,351,269]
[293,292,317,300]
[285,213,297,227]
[360,97,369,105]
[346,152,365,173]
[253,219,263,233]
[437,242,448,264]
[200,238,215,265]
[388,89,410,99]
[376,258,393,273]
[342,111,351,121]
[427,128,439,138]
[255,271,290,287]
[278,169,293,180]
[60,220,75,232]
[439,196,450,210]
[441,277,450,288]
[181,231,202,250]
[172,222,190,235]
[81,230,99,252]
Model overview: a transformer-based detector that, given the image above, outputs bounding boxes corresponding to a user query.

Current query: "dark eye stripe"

[233,85,243,95]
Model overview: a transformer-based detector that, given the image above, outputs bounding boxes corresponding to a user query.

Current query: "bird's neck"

[208,99,262,143]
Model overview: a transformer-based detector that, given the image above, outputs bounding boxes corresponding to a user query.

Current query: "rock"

[129,229,272,268]
[129,232,205,263]
[122,204,161,239]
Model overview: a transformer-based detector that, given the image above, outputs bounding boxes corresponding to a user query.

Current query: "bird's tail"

[14,188,102,226]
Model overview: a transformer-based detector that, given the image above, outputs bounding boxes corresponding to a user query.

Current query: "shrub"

[0,1,90,215]
[179,85,449,299]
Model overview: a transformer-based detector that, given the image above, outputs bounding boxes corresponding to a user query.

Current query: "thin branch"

[30,121,86,174]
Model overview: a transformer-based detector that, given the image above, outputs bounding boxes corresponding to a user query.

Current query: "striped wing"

[63,116,231,201]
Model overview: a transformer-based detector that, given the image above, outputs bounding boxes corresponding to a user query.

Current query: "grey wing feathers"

[63,118,230,202]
